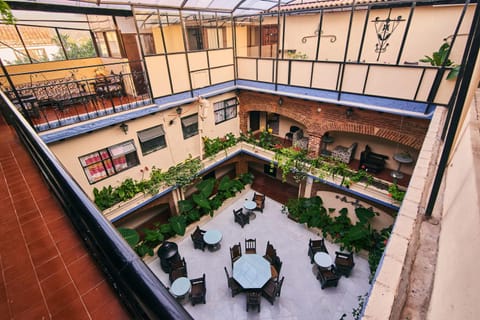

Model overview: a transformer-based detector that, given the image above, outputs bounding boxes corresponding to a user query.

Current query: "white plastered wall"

[427,57,480,319]
[48,92,239,199]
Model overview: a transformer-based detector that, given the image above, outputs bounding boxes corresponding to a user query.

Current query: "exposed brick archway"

[238,91,428,155]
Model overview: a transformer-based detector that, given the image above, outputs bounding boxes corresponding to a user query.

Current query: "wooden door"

[121,33,148,95]
[250,111,260,131]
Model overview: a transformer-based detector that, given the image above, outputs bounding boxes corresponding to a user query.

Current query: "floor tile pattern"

[0,116,129,319]
[148,190,372,320]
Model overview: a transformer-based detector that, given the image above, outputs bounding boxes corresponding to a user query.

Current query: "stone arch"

[238,91,427,152]
[321,122,424,150]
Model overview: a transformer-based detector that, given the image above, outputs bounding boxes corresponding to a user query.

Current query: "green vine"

[284,196,391,278]
[352,293,369,320]
[0,0,15,24]
[93,156,202,211]
[203,133,238,158]
[388,183,406,202]
[273,146,308,182]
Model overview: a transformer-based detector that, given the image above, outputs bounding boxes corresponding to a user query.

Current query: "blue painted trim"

[40,104,161,143]
[39,80,434,144]
[341,92,428,113]
[237,79,435,119]
[153,81,236,107]
[277,83,339,100]
[111,146,398,222]
[192,81,236,98]
[111,186,175,223]
[154,92,192,105]
[237,80,276,91]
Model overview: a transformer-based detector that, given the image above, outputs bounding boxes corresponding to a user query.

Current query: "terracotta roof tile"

[0,25,54,47]
[269,0,400,12]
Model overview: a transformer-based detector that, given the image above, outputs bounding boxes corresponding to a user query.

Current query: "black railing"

[0,90,192,320]
[0,62,152,132]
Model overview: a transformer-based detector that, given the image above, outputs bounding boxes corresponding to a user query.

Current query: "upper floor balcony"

[0,0,475,134]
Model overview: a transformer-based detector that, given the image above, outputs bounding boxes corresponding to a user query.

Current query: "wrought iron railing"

[0,90,192,320]
[1,61,153,132]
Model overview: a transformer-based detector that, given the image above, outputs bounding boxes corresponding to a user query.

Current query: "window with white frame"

[181,114,199,139]
[79,140,139,184]
[137,125,167,155]
[214,98,237,124]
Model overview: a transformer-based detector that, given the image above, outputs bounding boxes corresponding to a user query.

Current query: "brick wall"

[238,91,430,154]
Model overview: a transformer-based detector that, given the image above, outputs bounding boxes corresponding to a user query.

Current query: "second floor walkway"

[0,115,130,319]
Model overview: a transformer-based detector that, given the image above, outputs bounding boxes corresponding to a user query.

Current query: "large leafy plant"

[273,146,309,182]
[284,196,388,278]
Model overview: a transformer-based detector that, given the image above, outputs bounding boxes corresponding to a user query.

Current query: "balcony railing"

[0,87,191,320]
[1,62,153,132]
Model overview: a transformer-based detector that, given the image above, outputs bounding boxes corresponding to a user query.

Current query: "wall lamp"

[119,122,129,134]
[278,97,283,106]
[346,107,354,119]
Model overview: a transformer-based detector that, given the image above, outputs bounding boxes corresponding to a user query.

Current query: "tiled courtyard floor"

[147,188,372,320]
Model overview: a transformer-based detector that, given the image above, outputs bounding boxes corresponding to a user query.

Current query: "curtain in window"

[207,28,218,49]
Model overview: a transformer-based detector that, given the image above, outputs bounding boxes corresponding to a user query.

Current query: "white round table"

[314,252,333,269]
[170,277,191,300]
[244,200,257,219]
[203,229,222,251]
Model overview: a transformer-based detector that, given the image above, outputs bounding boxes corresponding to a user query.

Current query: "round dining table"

[170,276,191,303]
[244,200,257,219]
[314,252,333,269]
[203,229,222,251]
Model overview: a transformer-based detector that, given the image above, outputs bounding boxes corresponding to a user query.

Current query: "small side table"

[244,200,257,220]
[170,277,191,303]
[391,153,414,182]
[203,229,222,251]
[321,135,334,156]
[314,252,333,270]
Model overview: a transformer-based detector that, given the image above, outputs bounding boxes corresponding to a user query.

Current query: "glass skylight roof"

[11,0,295,16]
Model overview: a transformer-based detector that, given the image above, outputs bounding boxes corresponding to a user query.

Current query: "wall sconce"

[176,106,182,115]
[278,97,283,106]
[346,108,354,119]
[119,122,128,134]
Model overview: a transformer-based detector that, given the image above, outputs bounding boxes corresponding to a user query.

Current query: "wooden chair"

[334,251,355,277]
[169,256,186,272]
[189,274,206,305]
[230,242,242,268]
[308,238,328,264]
[233,208,249,228]
[316,266,340,289]
[246,291,261,312]
[245,238,256,254]
[252,192,265,213]
[224,266,243,297]
[261,276,284,305]
[263,241,277,263]
[284,125,300,142]
[169,265,187,284]
[190,225,206,251]
[271,255,283,278]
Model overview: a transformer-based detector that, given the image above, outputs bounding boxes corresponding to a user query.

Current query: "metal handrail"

[0,89,193,320]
